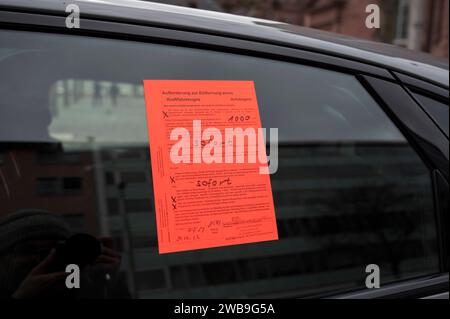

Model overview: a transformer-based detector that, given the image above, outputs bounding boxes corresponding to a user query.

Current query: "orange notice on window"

[143,80,278,254]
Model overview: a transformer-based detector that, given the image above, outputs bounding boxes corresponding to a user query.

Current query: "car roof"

[0,0,448,87]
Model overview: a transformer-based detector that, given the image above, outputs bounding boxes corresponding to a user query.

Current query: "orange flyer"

[143,80,278,254]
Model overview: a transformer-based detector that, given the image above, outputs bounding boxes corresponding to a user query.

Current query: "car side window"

[0,30,440,299]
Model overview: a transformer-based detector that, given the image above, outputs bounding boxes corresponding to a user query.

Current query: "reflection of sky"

[49,87,148,144]
[48,75,406,145]
[3,31,406,145]
[48,83,405,146]
[0,48,40,61]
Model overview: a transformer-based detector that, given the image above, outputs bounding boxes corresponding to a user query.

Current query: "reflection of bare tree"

[323,184,418,278]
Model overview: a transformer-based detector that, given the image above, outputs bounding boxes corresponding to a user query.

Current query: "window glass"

[0,30,439,299]
[413,92,449,137]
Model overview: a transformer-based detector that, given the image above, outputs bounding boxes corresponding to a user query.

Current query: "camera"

[50,233,101,272]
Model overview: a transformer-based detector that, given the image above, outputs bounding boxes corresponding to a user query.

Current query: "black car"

[0,0,448,299]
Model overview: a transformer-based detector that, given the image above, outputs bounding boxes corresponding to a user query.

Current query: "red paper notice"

[143,80,278,254]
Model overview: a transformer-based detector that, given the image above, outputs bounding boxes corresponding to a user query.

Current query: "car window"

[0,30,439,298]
[413,92,449,138]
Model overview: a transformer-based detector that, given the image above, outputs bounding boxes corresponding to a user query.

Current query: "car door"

[0,10,448,299]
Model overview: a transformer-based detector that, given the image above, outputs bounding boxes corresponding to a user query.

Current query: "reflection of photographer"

[0,210,128,299]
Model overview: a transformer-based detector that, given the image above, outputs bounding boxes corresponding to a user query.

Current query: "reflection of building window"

[267,254,303,278]
[132,235,157,248]
[101,150,113,161]
[120,171,146,183]
[63,177,82,193]
[116,149,142,160]
[394,0,410,46]
[36,177,82,195]
[106,198,152,215]
[62,213,85,233]
[169,266,189,289]
[124,199,151,213]
[202,261,238,285]
[105,171,115,185]
[107,198,119,215]
[135,269,168,291]
[36,152,82,165]
[36,177,59,194]
[186,264,206,288]
[111,230,123,251]
[252,258,270,280]
[276,219,288,238]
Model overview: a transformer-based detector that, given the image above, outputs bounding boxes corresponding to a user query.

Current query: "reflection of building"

[150,0,449,58]
[95,143,436,298]
[0,139,437,298]
[94,147,156,298]
[1,74,439,298]
[0,147,98,234]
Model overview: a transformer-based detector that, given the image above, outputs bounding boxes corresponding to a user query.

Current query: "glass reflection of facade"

[0,30,439,299]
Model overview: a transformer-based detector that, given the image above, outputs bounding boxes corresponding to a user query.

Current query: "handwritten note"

[144,80,278,254]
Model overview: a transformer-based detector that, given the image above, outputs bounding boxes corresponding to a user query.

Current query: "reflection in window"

[124,199,152,214]
[0,30,439,299]
[36,177,59,195]
[36,177,82,195]
[413,92,449,137]
[107,198,119,216]
[36,151,82,165]
[135,269,168,291]
[63,177,82,192]
[62,213,86,233]
[120,171,146,184]
[49,79,147,145]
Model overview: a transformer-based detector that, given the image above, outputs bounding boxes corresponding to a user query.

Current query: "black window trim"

[394,72,450,101]
[359,75,448,181]
[392,72,449,141]
[0,10,394,81]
